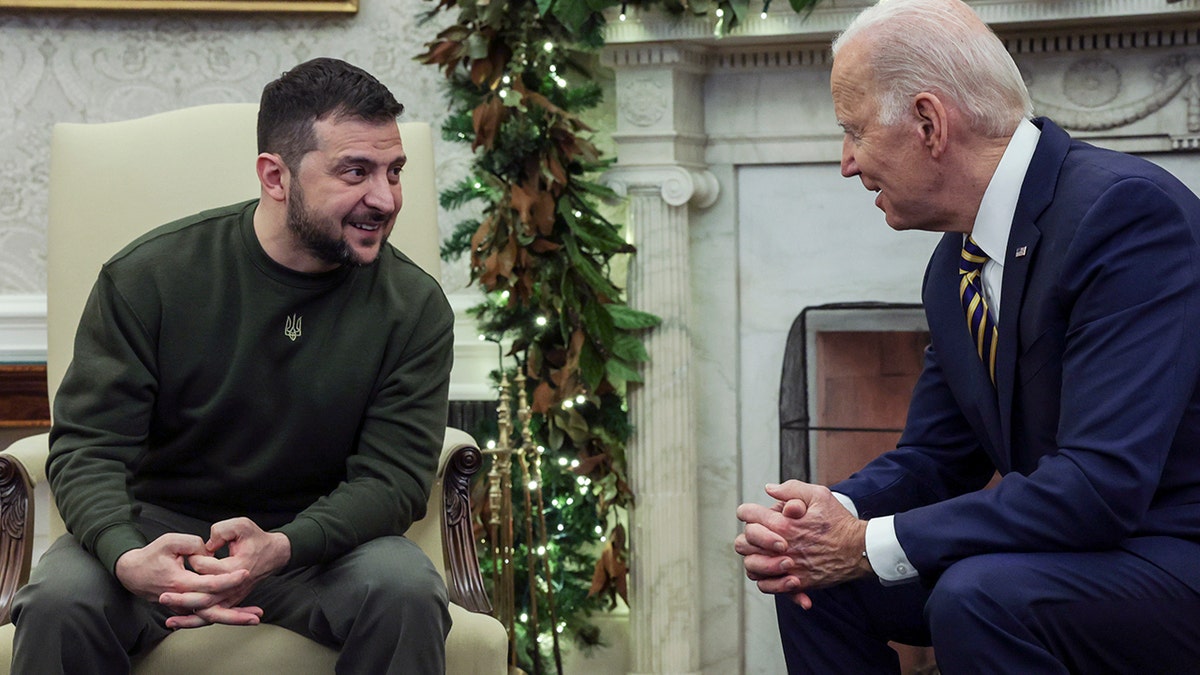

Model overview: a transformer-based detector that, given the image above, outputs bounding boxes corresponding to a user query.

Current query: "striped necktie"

[960,237,997,383]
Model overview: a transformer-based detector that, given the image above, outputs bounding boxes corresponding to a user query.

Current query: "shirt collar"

[968,118,1041,264]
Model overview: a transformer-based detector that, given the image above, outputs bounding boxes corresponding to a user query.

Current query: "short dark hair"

[258,57,405,170]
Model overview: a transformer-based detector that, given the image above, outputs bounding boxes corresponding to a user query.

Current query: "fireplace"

[779,303,927,484]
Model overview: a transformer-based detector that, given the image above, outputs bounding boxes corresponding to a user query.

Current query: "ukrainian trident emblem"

[284,314,302,341]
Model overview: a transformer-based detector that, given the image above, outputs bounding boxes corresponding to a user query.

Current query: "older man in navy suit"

[735,0,1200,672]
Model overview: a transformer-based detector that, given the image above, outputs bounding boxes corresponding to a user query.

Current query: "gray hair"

[831,0,1033,137]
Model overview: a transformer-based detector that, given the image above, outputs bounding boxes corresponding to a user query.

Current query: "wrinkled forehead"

[830,41,875,115]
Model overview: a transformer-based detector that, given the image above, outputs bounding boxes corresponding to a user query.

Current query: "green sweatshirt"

[47,199,454,574]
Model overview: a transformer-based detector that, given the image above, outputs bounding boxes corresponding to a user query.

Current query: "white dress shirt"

[837,118,1042,583]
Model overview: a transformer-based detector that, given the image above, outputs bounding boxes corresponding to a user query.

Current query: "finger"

[159,590,227,611]
[789,591,813,610]
[739,522,789,553]
[765,480,820,502]
[163,568,250,597]
[734,532,785,558]
[742,553,794,580]
[165,614,210,630]
[733,533,774,557]
[194,604,263,626]
[188,555,240,576]
[756,574,804,596]
[735,502,775,525]
[156,533,209,556]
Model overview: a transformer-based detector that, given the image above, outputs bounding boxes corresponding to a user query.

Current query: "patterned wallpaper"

[0,0,476,295]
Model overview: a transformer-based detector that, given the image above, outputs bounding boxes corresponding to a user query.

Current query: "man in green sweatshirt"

[10,58,454,674]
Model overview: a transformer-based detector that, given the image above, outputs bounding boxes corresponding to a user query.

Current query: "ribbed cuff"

[94,523,150,575]
[275,516,325,571]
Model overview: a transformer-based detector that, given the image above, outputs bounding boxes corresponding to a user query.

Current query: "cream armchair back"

[0,104,507,674]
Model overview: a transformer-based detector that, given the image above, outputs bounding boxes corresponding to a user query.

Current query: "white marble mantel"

[601,2,1200,673]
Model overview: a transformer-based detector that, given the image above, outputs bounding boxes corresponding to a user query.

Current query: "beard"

[286,181,389,268]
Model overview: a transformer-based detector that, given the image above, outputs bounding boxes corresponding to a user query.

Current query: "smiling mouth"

[349,222,382,232]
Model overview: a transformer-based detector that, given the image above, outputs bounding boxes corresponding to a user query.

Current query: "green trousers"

[10,503,449,674]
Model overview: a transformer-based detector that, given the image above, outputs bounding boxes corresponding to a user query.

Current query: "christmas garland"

[417,1,823,671]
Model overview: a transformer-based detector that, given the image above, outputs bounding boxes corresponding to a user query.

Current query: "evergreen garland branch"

[416,0,825,670]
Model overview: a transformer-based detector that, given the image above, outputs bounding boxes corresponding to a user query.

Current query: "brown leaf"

[532,380,556,415]
[545,154,567,187]
[572,452,609,476]
[472,96,505,151]
[415,40,462,67]
[512,77,565,117]
[510,182,556,236]
[587,524,629,608]
[529,238,561,253]
[468,216,495,273]
[474,222,517,291]
[469,57,492,87]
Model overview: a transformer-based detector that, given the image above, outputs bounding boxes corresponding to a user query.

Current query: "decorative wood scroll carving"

[442,441,492,614]
[0,454,32,626]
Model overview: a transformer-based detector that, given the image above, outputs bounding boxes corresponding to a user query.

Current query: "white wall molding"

[447,289,505,402]
[0,295,47,363]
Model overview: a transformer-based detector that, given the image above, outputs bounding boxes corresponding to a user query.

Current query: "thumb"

[780,498,808,520]
[206,518,247,553]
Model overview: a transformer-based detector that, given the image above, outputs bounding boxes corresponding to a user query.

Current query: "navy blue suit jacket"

[832,118,1200,593]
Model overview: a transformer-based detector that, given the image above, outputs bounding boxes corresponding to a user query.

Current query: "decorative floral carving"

[1064,58,1121,109]
[1033,54,1192,132]
[620,78,667,127]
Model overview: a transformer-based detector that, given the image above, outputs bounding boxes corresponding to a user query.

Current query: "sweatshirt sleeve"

[276,286,454,570]
[47,270,156,573]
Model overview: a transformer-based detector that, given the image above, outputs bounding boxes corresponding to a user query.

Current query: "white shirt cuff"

[865,515,919,584]
[832,492,859,519]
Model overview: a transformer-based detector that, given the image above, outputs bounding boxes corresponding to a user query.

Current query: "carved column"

[602,43,717,675]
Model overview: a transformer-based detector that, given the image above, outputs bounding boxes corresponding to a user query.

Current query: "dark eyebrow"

[334,153,407,170]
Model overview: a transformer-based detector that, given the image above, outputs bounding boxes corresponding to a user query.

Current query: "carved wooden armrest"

[441,437,492,614]
[0,452,34,625]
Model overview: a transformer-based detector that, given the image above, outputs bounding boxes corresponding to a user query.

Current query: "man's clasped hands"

[113,518,291,629]
[735,480,874,609]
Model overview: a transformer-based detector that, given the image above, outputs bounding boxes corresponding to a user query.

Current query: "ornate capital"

[603,165,719,209]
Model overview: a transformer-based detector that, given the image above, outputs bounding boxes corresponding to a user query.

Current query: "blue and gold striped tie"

[960,237,997,383]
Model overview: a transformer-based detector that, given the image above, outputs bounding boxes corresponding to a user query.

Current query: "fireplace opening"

[778,302,937,673]
[779,302,929,484]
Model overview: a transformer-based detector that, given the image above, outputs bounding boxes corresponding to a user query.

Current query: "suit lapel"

[996,224,1039,458]
[995,118,1070,459]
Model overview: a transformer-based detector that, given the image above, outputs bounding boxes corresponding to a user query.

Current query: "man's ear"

[913,93,949,158]
[257,153,289,204]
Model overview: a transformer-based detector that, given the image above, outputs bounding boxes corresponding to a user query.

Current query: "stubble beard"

[286,181,388,269]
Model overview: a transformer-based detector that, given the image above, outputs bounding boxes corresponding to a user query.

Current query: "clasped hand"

[734,481,871,609]
[114,517,292,630]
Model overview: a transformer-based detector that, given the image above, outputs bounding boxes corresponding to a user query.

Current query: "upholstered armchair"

[0,104,508,673]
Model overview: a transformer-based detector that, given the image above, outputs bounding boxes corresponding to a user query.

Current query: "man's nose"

[840,137,859,178]
[363,174,397,213]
